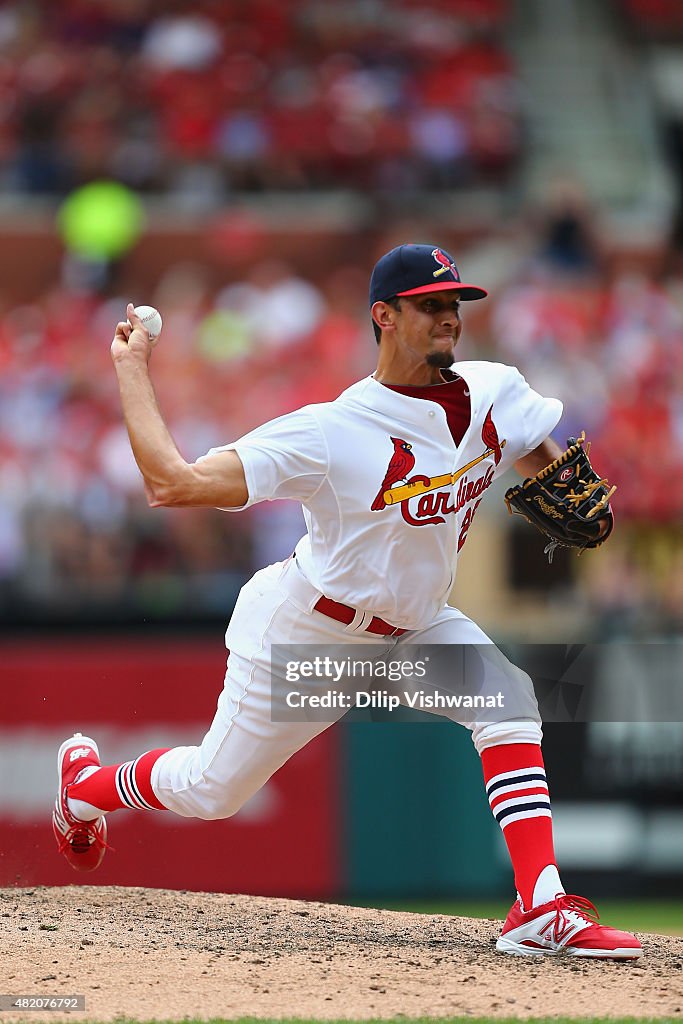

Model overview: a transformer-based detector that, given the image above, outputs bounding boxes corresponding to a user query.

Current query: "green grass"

[351,899,683,936]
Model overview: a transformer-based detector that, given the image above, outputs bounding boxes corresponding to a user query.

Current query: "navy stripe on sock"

[486,772,547,797]
[126,757,150,809]
[115,764,137,809]
[495,799,551,824]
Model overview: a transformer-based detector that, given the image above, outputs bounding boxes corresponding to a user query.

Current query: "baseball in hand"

[130,304,163,344]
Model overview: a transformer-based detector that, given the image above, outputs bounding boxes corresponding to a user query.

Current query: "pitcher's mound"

[1,886,679,1020]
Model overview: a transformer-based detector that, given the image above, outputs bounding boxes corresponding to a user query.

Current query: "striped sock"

[68,749,169,815]
[481,742,561,910]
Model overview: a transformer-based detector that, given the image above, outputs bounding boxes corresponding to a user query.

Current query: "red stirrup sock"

[67,749,170,817]
[480,742,563,910]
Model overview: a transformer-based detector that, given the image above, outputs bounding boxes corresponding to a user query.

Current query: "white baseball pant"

[151,557,542,819]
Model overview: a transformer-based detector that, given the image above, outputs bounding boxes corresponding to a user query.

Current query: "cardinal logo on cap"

[431,248,460,280]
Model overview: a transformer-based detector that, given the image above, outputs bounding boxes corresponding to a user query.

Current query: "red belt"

[313,595,407,637]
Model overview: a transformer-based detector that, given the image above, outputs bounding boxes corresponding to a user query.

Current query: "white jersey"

[201,362,562,630]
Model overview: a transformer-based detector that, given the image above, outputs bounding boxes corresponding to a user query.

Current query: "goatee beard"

[426,350,455,369]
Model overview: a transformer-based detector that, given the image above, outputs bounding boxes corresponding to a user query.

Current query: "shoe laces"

[554,893,600,928]
[58,821,111,856]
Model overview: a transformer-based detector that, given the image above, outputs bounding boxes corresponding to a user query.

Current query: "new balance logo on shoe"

[70,747,93,763]
[538,913,579,945]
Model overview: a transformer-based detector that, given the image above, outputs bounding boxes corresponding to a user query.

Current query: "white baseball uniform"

[151,362,562,819]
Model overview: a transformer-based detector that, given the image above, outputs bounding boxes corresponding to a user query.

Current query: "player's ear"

[371,300,398,334]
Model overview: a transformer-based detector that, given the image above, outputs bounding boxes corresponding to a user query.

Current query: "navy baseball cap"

[369,244,488,306]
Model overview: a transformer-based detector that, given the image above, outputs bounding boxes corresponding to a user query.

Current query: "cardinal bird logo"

[371,437,415,510]
[431,248,460,280]
[481,405,503,465]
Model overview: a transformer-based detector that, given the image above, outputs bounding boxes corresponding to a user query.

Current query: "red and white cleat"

[52,733,108,872]
[496,893,643,959]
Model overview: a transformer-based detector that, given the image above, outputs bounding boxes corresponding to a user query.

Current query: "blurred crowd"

[0,256,373,621]
[0,0,519,198]
[2,208,683,630]
[0,0,681,634]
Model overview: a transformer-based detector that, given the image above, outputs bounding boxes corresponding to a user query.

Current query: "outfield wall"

[3,638,682,899]
[0,639,341,896]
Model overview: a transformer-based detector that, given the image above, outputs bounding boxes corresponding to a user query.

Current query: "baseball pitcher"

[51,244,639,959]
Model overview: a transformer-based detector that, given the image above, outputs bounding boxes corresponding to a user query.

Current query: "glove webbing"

[530,433,616,520]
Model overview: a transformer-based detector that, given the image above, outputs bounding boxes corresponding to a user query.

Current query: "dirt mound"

[1,886,680,1020]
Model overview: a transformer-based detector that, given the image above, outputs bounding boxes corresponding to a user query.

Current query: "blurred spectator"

[532,180,601,277]
[57,179,144,292]
[619,0,683,40]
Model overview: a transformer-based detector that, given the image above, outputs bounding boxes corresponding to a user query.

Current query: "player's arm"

[111,304,248,509]
[514,436,564,478]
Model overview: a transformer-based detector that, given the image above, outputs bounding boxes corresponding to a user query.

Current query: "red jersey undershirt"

[382,370,471,446]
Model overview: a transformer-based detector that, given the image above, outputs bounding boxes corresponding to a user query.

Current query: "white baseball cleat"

[52,733,108,872]
[496,893,643,959]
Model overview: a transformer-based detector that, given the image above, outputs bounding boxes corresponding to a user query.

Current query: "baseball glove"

[504,433,616,562]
